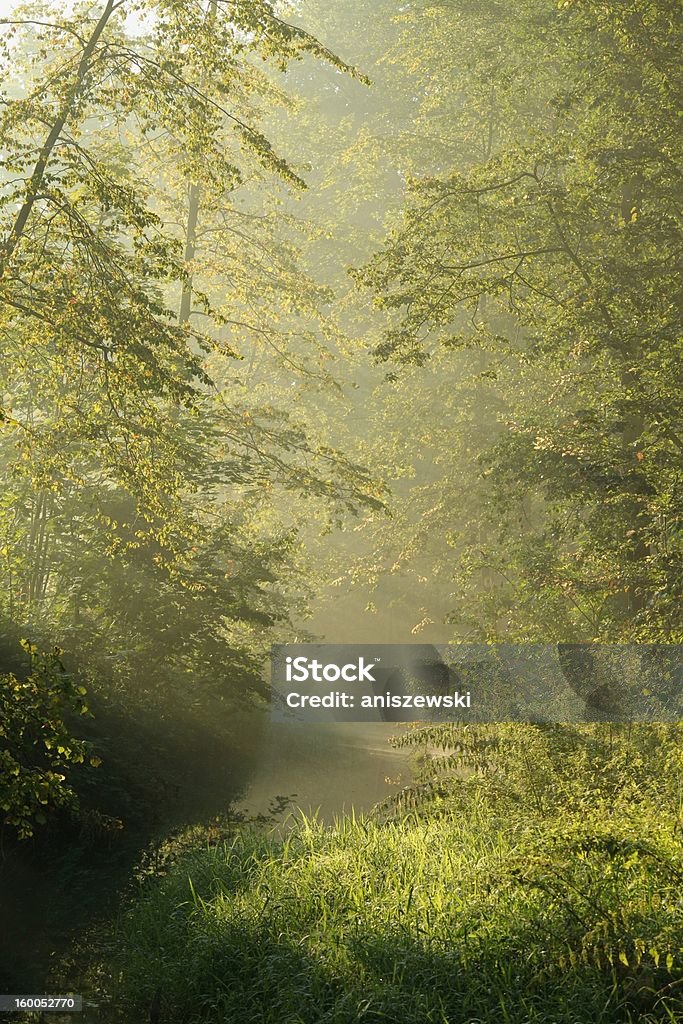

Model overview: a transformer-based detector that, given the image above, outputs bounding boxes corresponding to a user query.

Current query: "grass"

[89,798,683,1024]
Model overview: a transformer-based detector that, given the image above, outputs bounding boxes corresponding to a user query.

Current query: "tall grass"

[91,794,682,1023]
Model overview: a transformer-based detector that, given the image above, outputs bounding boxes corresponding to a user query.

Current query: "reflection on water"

[240,721,411,821]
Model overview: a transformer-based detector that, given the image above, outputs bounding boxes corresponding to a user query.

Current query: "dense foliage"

[0,642,96,839]
[0,0,681,1017]
[355,0,683,642]
[0,0,381,718]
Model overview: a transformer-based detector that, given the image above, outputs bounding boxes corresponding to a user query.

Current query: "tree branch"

[0,0,119,276]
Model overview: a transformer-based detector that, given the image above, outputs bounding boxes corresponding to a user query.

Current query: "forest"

[0,0,682,1021]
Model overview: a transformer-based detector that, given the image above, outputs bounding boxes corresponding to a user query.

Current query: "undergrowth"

[86,725,683,1023]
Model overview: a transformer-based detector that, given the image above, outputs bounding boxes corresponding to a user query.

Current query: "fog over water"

[242,721,410,821]
[238,590,454,819]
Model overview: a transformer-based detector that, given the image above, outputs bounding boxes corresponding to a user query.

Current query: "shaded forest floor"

[0,699,264,995]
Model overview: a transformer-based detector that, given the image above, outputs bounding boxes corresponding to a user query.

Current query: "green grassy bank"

[90,793,682,1023]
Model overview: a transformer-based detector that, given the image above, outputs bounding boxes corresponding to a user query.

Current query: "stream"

[0,709,411,996]
[241,720,410,821]
[1,591,428,995]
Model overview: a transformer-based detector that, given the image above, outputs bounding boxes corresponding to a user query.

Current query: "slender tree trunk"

[178,0,216,324]
[27,493,53,609]
[0,0,118,277]
[179,181,200,324]
[27,494,43,607]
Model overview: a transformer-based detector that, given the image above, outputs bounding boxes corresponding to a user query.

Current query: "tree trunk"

[178,181,200,324]
[0,0,117,276]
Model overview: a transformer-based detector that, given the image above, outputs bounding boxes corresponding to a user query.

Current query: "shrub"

[0,641,97,839]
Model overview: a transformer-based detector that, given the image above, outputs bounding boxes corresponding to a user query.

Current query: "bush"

[0,641,97,839]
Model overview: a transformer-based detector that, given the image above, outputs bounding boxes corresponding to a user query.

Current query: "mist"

[0,0,681,1017]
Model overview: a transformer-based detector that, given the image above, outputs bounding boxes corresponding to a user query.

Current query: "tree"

[357,0,683,641]
[0,2,383,700]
